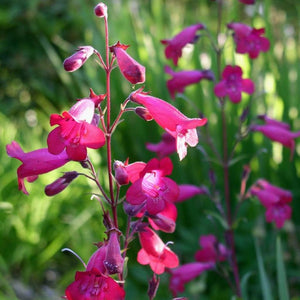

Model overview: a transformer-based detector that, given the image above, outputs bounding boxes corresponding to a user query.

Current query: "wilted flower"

[169,262,214,297]
[165,66,214,99]
[126,157,179,215]
[110,42,146,84]
[130,89,207,160]
[63,46,95,72]
[251,116,300,160]
[195,235,228,263]
[137,226,179,274]
[6,141,70,195]
[214,65,255,103]
[227,22,270,59]
[250,179,292,228]
[161,24,205,66]
[47,99,106,161]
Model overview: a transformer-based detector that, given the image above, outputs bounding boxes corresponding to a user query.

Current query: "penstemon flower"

[129,89,207,160]
[6,141,70,195]
[47,99,106,161]
[214,65,255,103]
[227,22,270,59]
[161,23,205,66]
[137,226,179,275]
[126,157,179,215]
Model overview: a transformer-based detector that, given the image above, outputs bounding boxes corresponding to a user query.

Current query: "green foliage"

[1,0,300,299]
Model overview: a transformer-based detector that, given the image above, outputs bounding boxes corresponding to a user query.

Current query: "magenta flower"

[137,227,179,275]
[161,24,205,66]
[6,141,70,195]
[129,89,207,160]
[227,22,270,59]
[110,41,146,84]
[126,157,179,215]
[195,235,228,263]
[165,66,214,99]
[65,270,125,300]
[214,65,255,103]
[47,99,106,161]
[251,117,300,160]
[250,179,292,228]
[169,262,214,297]
[63,46,95,72]
[175,184,208,203]
[146,132,177,159]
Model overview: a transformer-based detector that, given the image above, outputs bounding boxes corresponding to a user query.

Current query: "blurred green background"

[1,0,300,299]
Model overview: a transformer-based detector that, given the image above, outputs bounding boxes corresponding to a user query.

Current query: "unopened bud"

[86,245,107,274]
[110,42,146,84]
[45,171,78,196]
[147,274,160,300]
[135,107,153,121]
[114,160,129,185]
[104,230,124,274]
[123,201,145,217]
[63,46,94,72]
[149,213,176,233]
[94,3,107,18]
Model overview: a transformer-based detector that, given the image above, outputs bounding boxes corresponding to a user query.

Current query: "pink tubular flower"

[126,157,179,215]
[161,24,205,66]
[63,46,95,72]
[165,66,214,99]
[175,184,208,203]
[195,235,228,263]
[6,141,70,195]
[110,42,146,84]
[227,23,270,59]
[129,89,207,160]
[251,117,300,160]
[250,179,292,228]
[214,65,255,103]
[146,132,177,159]
[65,270,125,300]
[137,227,179,274]
[169,262,214,297]
[47,99,106,161]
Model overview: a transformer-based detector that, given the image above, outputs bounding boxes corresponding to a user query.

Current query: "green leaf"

[276,236,290,300]
[255,239,273,300]
[241,271,254,300]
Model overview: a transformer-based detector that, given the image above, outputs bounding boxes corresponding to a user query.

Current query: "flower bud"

[63,46,94,72]
[45,171,78,196]
[104,230,124,275]
[113,160,129,185]
[123,201,146,217]
[94,3,107,18]
[135,107,153,121]
[149,213,176,233]
[86,245,107,274]
[147,275,160,300]
[110,42,146,84]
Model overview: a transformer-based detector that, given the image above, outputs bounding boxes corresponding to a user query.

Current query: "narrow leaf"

[276,236,290,300]
[254,239,273,300]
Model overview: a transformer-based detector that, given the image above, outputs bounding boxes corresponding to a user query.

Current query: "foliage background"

[1,0,300,299]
